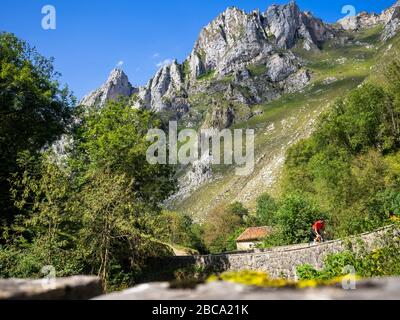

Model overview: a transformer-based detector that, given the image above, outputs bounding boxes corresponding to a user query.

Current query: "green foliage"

[281,60,400,239]
[74,169,146,289]
[228,202,249,219]
[225,227,246,252]
[154,211,206,253]
[255,193,278,226]
[1,152,82,279]
[296,264,321,280]
[298,244,400,280]
[182,60,191,80]
[0,32,73,225]
[274,194,326,244]
[247,64,267,77]
[196,70,216,81]
[1,98,178,291]
[258,230,287,249]
[202,202,249,254]
[76,100,176,210]
[320,251,360,280]
[324,84,389,153]
[203,202,248,253]
[375,189,400,217]
[254,193,326,248]
[154,211,193,246]
[0,33,191,290]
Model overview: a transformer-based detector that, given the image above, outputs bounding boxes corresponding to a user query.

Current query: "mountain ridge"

[80,2,325,110]
[81,1,400,112]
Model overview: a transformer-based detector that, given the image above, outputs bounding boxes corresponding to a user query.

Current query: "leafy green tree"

[154,211,196,248]
[275,194,326,244]
[188,224,207,254]
[255,193,278,226]
[75,100,176,210]
[384,59,400,148]
[203,203,244,253]
[3,151,80,278]
[203,202,250,253]
[0,33,73,225]
[225,227,246,252]
[228,202,249,219]
[74,169,148,290]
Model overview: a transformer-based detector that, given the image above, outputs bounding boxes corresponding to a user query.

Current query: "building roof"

[236,226,273,242]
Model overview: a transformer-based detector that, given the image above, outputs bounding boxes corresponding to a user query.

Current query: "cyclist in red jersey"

[310,220,325,244]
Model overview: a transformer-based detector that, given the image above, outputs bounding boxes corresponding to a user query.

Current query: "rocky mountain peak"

[108,68,129,82]
[337,11,384,31]
[82,1,400,116]
[382,0,400,40]
[135,59,188,113]
[86,1,335,113]
[184,1,333,81]
[187,5,270,79]
[80,68,136,108]
[264,1,334,50]
[337,0,400,40]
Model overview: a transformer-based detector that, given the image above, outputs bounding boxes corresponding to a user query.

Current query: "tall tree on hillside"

[74,100,177,210]
[0,32,73,225]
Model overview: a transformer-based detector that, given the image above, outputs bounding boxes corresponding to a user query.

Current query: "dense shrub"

[254,193,278,226]
[274,194,327,244]
[203,202,249,253]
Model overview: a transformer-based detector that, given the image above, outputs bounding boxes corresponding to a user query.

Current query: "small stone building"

[236,226,273,250]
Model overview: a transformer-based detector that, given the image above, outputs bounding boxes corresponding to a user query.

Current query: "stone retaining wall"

[152,226,397,279]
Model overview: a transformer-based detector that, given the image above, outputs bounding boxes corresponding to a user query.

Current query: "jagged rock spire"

[80,68,136,108]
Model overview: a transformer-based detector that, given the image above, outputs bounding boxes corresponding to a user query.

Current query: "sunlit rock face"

[135,60,189,113]
[264,2,334,50]
[80,69,137,108]
[382,1,400,41]
[82,2,338,114]
[186,2,333,79]
[337,0,400,41]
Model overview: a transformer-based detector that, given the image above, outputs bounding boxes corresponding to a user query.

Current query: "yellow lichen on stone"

[207,271,297,288]
[207,271,361,289]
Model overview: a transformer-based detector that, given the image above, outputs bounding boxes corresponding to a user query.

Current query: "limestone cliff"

[83,2,335,114]
[80,69,137,108]
[337,0,400,41]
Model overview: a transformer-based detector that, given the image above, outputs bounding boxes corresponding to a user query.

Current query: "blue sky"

[0,0,396,99]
